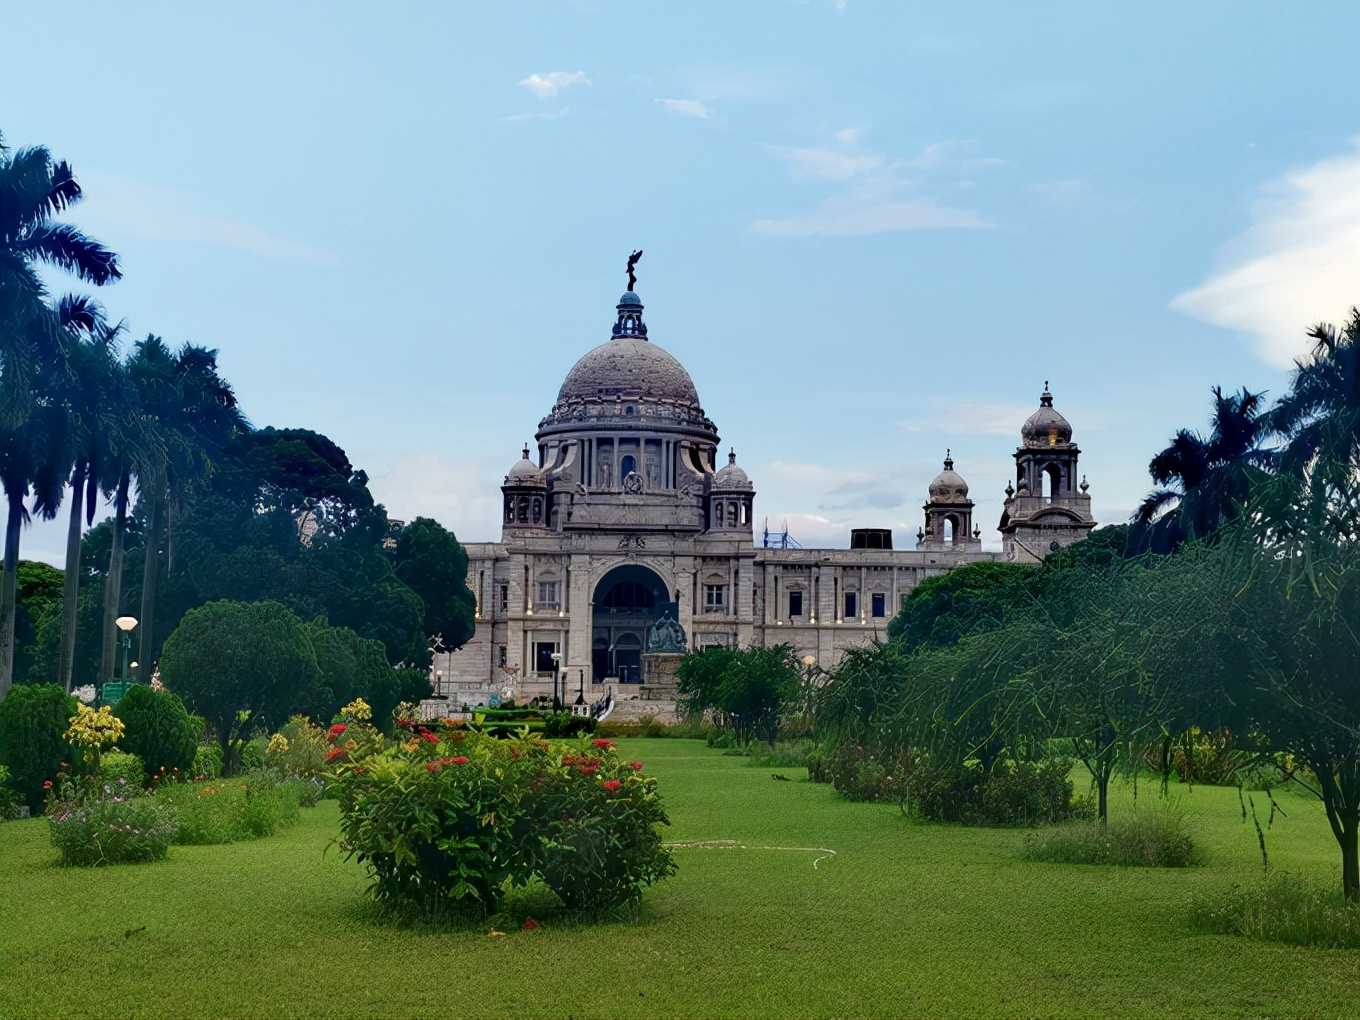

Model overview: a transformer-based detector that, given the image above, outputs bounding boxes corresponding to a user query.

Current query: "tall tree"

[0,136,120,696]
[389,516,477,650]
[1270,308,1360,489]
[1131,386,1275,553]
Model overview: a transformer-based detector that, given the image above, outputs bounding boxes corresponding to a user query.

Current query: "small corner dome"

[928,452,969,500]
[505,446,543,484]
[1021,383,1073,447]
[618,291,642,306]
[714,449,751,489]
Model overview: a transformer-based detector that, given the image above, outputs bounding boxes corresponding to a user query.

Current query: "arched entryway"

[591,564,674,683]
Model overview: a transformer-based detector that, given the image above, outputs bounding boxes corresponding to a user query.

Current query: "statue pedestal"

[641,652,682,699]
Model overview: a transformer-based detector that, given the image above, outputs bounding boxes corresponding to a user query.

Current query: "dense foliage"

[676,645,801,746]
[0,683,75,811]
[111,684,198,780]
[335,726,674,914]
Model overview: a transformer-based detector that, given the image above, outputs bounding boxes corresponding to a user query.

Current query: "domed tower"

[531,288,724,533]
[998,383,1096,562]
[917,450,981,551]
[710,449,754,534]
[501,444,548,532]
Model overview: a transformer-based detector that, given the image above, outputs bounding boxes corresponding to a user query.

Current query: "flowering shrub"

[97,750,146,790]
[155,769,305,844]
[193,744,223,780]
[47,776,178,866]
[335,728,674,915]
[64,704,126,770]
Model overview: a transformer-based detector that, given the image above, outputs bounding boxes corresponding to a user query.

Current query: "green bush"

[98,750,145,789]
[973,758,1082,826]
[271,717,329,780]
[47,790,178,866]
[193,744,223,780]
[0,683,76,813]
[112,685,197,782]
[820,744,910,803]
[335,729,674,916]
[0,764,23,819]
[1190,872,1360,949]
[805,746,829,783]
[541,711,597,738]
[1022,807,1204,867]
[238,735,267,772]
[155,769,302,844]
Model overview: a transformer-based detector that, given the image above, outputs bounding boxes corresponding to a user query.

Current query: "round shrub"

[0,683,76,813]
[98,750,145,789]
[112,685,197,781]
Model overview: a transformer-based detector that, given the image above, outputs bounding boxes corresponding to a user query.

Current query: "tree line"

[815,309,1360,902]
[0,134,476,699]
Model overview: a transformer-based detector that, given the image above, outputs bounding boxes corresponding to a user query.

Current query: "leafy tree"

[678,645,798,746]
[296,620,388,723]
[361,666,433,735]
[1269,308,1360,486]
[157,600,316,773]
[389,517,477,649]
[886,561,1035,651]
[676,646,740,720]
[1131,386,1274,553]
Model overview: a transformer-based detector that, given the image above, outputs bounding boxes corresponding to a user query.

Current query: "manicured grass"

[1,740,1354,1019]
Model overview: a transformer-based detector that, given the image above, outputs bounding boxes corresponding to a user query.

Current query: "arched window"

[602,581,655,609]
[621,454,637,477]
[516,496,529,523]
[1043,464,1061,499]
[943,517,955,543]
[714,501,725,527]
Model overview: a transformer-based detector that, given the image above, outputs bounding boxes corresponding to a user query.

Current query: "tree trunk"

[1316,762,1360,903]
[1097,767,1109,829]
[137,491,162,681]
[100,473,130,682]
[58,466,86,692]
[0,490,23,698]
[1342,815,1358,904]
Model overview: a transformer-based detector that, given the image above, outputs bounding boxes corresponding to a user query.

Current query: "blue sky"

[4,1,1358,562]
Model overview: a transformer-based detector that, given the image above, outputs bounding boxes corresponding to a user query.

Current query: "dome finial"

[626,249,643,291]
[943,448,953,470]
[1040,381,1053,407]
[521,444,530,459]
[728,448,736,465]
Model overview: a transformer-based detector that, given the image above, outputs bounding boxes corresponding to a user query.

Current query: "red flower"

[42,780,52,790]
[603,779,622,792]
[450,756,469,765]
[629,762,644,771]
[579,763,600,776]
[421,731,439,744]
[326,747,348,763]
[327,724,347,743]
[592,739,614,750]
[522,917,540,930]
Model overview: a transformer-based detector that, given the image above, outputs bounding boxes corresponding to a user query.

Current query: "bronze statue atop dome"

[626,249,643,291]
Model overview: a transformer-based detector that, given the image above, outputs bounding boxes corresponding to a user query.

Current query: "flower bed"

[335,727,674,915]
[47,779,178,866]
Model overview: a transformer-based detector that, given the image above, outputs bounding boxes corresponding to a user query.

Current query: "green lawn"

[1,740,1354,1019]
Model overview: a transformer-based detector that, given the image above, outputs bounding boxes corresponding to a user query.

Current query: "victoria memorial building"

[438,282,1096,704]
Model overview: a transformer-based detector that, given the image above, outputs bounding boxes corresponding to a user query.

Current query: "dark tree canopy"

[389,517,476,650]
[886,560,1035,651]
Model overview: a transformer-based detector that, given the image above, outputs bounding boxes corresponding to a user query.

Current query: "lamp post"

[549,651,562,710]
[575,669,585,706]
[115,616,138,686]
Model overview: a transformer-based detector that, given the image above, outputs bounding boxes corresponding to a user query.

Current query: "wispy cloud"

[752,132,997,237]
[519,71,590,99]
[1171,139,1360,367]
[76,173,336,265]
[503,108,570,123]
[899,400,1036,436]
[656,98,710,120]
[368,452,505,544]
[1029,179,1087,202]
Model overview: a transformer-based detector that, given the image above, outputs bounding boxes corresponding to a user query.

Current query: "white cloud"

[519,71,590,99]
[368,452,505,544]
[75,173,336,265]
[765,145,884,182]
[754,133,998,237]
[502,108,570,123]
[899,400,1035,436]
[657,98,710,119]
[1172,140,1360,368]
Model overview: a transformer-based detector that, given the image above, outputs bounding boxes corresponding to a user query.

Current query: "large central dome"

[557,336,701,407]
[538,291,717,442]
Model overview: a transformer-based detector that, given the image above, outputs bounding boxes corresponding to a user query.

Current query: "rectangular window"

[844,592,858,620]
[534,642,558,673]
[704,584,727,612]
[499,585,509,612]
[871,593,887,618]
[788,590,803,618]
[497,645,507,668]
[537,581,559,609]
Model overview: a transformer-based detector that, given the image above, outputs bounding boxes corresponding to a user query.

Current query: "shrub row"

[1022,808,1203,867]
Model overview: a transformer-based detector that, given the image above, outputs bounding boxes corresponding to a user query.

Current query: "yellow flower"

[267,733,289,755]
[341,698,372,722]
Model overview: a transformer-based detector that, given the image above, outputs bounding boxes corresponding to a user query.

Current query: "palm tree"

[0,138,121,696]
[1270,308,1360,482]
[124,337,245,678]
[1131,386,1275,553]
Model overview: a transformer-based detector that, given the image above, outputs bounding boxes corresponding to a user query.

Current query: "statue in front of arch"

[646,611,686,653]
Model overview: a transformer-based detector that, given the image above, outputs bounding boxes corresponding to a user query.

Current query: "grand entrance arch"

[591,564,676,683]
